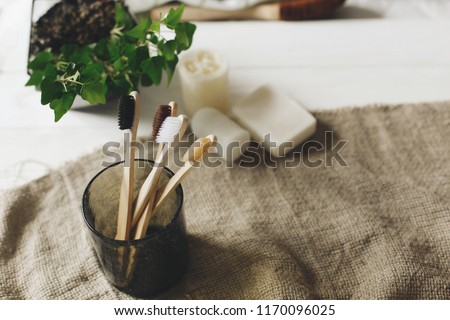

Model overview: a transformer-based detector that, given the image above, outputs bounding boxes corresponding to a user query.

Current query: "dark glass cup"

[82,160,189,297]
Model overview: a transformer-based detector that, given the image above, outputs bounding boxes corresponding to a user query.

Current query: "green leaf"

[80,63,103,82]
[25,70,44,87]
[40,77,64,105]
[28,51,54,70]
[107,41,120,60]
[94,39,109,59]
[81,82,106,105]
[150,21,160,33]
[115,1,128,24]
[112,58,126,72]
[140,74,153,86]
[49,93,75,122]
[99,78,108,96]
[142,56,164,85]
[164,5,184,29]
[149,34,158,44]
[176,22,196,51]
[125,44,149,70]
[164,55,178,84]
[163,40,178,61]
[43,64,58,79]
[75,63,86,72]
[135,45,150,68]
[65,63,77,76]
[126,18,151,41]
[109,77,132,96]
[122,43,136,61]
[60,44,78,59]
[71,46,93,65]
[115,1,135,30]
[128,74,140,90]
[175,25,188,48]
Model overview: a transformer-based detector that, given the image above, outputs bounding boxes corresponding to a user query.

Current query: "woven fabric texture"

[1,102,449,299]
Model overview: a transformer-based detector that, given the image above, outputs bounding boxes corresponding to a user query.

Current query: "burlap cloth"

[1,102,449,299]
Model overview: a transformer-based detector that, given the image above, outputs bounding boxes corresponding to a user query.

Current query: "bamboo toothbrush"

[150,0,346,21]
[132,115,188,234]
[133,115,189,239]
[116,92,141,240]
[132,102,180,230]
[153,135,216,212]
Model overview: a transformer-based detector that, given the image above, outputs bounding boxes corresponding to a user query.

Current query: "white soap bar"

[231,85,317,157]
[191,108,250,164]
[178,50,229,116]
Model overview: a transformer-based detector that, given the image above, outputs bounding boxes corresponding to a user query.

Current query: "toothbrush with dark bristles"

[116,91,141,240]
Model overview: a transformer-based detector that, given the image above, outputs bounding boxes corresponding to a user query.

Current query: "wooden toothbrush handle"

[133,187,158,239]
[155,143,164,159]
[132,163,164,228]
[134,162,193,239]
[116,130,134,240]
[131,143,164,237]
[153,163,193,212]
[132,145,168,227]
[130,91,141,140]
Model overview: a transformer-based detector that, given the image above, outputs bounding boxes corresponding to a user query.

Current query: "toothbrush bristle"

[193,138,213,162]
[155,117,182,143]
[206,134,217,144]
[118,95,135,130]
[184,136,215,162]
[152,105,172,137]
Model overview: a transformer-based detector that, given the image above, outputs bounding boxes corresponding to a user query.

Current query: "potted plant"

[26,0,196,122]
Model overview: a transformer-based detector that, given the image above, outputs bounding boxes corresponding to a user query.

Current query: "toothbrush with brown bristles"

[132,115,188,236]
[116,91,141,241]
[131,102,184,236]
[153,135,216,212]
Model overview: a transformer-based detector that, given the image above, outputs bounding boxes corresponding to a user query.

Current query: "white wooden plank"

[189,20,450,68]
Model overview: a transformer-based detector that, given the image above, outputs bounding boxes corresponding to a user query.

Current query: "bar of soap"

[231,85,317,157]
[191,108,250,164]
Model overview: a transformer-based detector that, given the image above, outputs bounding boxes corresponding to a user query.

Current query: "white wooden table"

[1,0,450,190]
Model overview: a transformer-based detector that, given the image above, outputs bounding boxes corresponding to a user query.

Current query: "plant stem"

[57,78,83,86]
